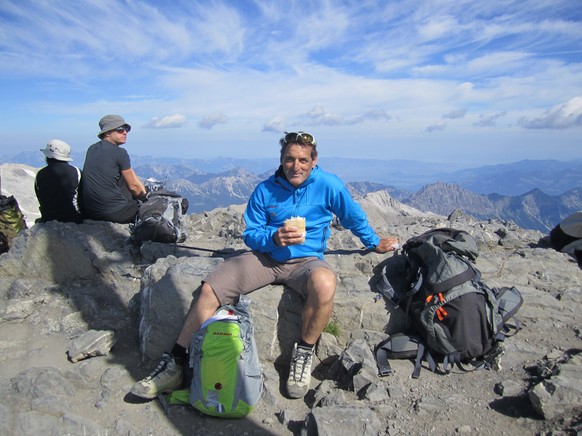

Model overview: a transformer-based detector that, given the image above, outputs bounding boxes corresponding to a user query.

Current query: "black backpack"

[131,189,188,244]
[375,228,523,378]
[549,212,582,267]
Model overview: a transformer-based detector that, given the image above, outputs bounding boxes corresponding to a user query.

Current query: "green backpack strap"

[167,389,191,405]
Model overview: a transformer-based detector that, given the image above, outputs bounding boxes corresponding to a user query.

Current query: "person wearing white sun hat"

[80,114,147,223]
[34,139,83,224]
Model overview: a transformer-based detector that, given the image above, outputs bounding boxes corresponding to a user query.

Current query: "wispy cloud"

[519,96,582,129]
[425,122,447,133]
[198,112,228,129]
[443,109,467,120]
[143,114,188,129]
[297,106,391,127]
[262,117,286,133]
[473,111,508,127]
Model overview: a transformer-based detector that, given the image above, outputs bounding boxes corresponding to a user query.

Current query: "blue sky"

[0,0,581,167]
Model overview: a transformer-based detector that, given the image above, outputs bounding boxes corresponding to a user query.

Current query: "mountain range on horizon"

[2,152,581,232]
[3,150,582,195]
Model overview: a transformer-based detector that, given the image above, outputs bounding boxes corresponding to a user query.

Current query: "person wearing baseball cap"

[80,115,147,223]
[35,139,83,223]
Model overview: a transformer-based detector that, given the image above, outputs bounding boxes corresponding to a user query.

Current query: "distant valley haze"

[4,150,581,196]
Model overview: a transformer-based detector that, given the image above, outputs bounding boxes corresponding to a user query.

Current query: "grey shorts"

[203,251,334,305]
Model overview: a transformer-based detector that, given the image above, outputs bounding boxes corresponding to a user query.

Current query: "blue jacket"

[243,166,380,262]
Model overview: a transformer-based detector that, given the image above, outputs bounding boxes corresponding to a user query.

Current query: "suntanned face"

[281,143,317,187]
[103,128,128,146]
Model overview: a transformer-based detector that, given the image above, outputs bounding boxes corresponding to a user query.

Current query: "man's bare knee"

[177,283,220,347]
[307,268,336,302]
[199,282,220,309]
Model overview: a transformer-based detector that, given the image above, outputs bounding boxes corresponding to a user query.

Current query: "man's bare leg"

[130,282,220,399]
[176,282,221,347]
[287,267,336,399]
[301,267,337,344]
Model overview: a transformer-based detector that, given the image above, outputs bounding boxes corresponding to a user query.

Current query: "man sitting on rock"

[130,131,399,400]
[80,115,147,224]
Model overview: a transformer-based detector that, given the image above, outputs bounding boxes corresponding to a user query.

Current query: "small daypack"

[131,189,188,244]
[0,195,27,250]
[375,228,523,378]
[188,296,263,418]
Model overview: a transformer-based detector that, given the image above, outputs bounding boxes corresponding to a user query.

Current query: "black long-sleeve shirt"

[35,159,83,223]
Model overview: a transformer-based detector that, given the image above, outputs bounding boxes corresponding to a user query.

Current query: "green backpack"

[0,195,27,250]
[187,295,263,418]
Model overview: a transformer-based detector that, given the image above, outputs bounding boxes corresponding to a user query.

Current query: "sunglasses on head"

[283,131,316,146]
[115,125,131,133]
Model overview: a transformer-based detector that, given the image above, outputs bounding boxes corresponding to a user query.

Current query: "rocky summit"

[0,189,581,435]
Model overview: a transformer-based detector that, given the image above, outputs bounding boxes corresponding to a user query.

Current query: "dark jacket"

[35,159,83,223]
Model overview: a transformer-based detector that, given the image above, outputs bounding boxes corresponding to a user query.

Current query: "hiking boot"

[286,343,314,399]
[130,352,183,399]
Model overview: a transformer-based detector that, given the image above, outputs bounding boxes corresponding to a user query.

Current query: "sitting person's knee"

[312,268,336,286]
[200,282,217,299]
[198,282,222,308]
[308,269,336,300]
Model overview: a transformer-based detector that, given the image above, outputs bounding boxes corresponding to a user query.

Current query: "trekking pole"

[144,241,241,256]
[176,244,238,255]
